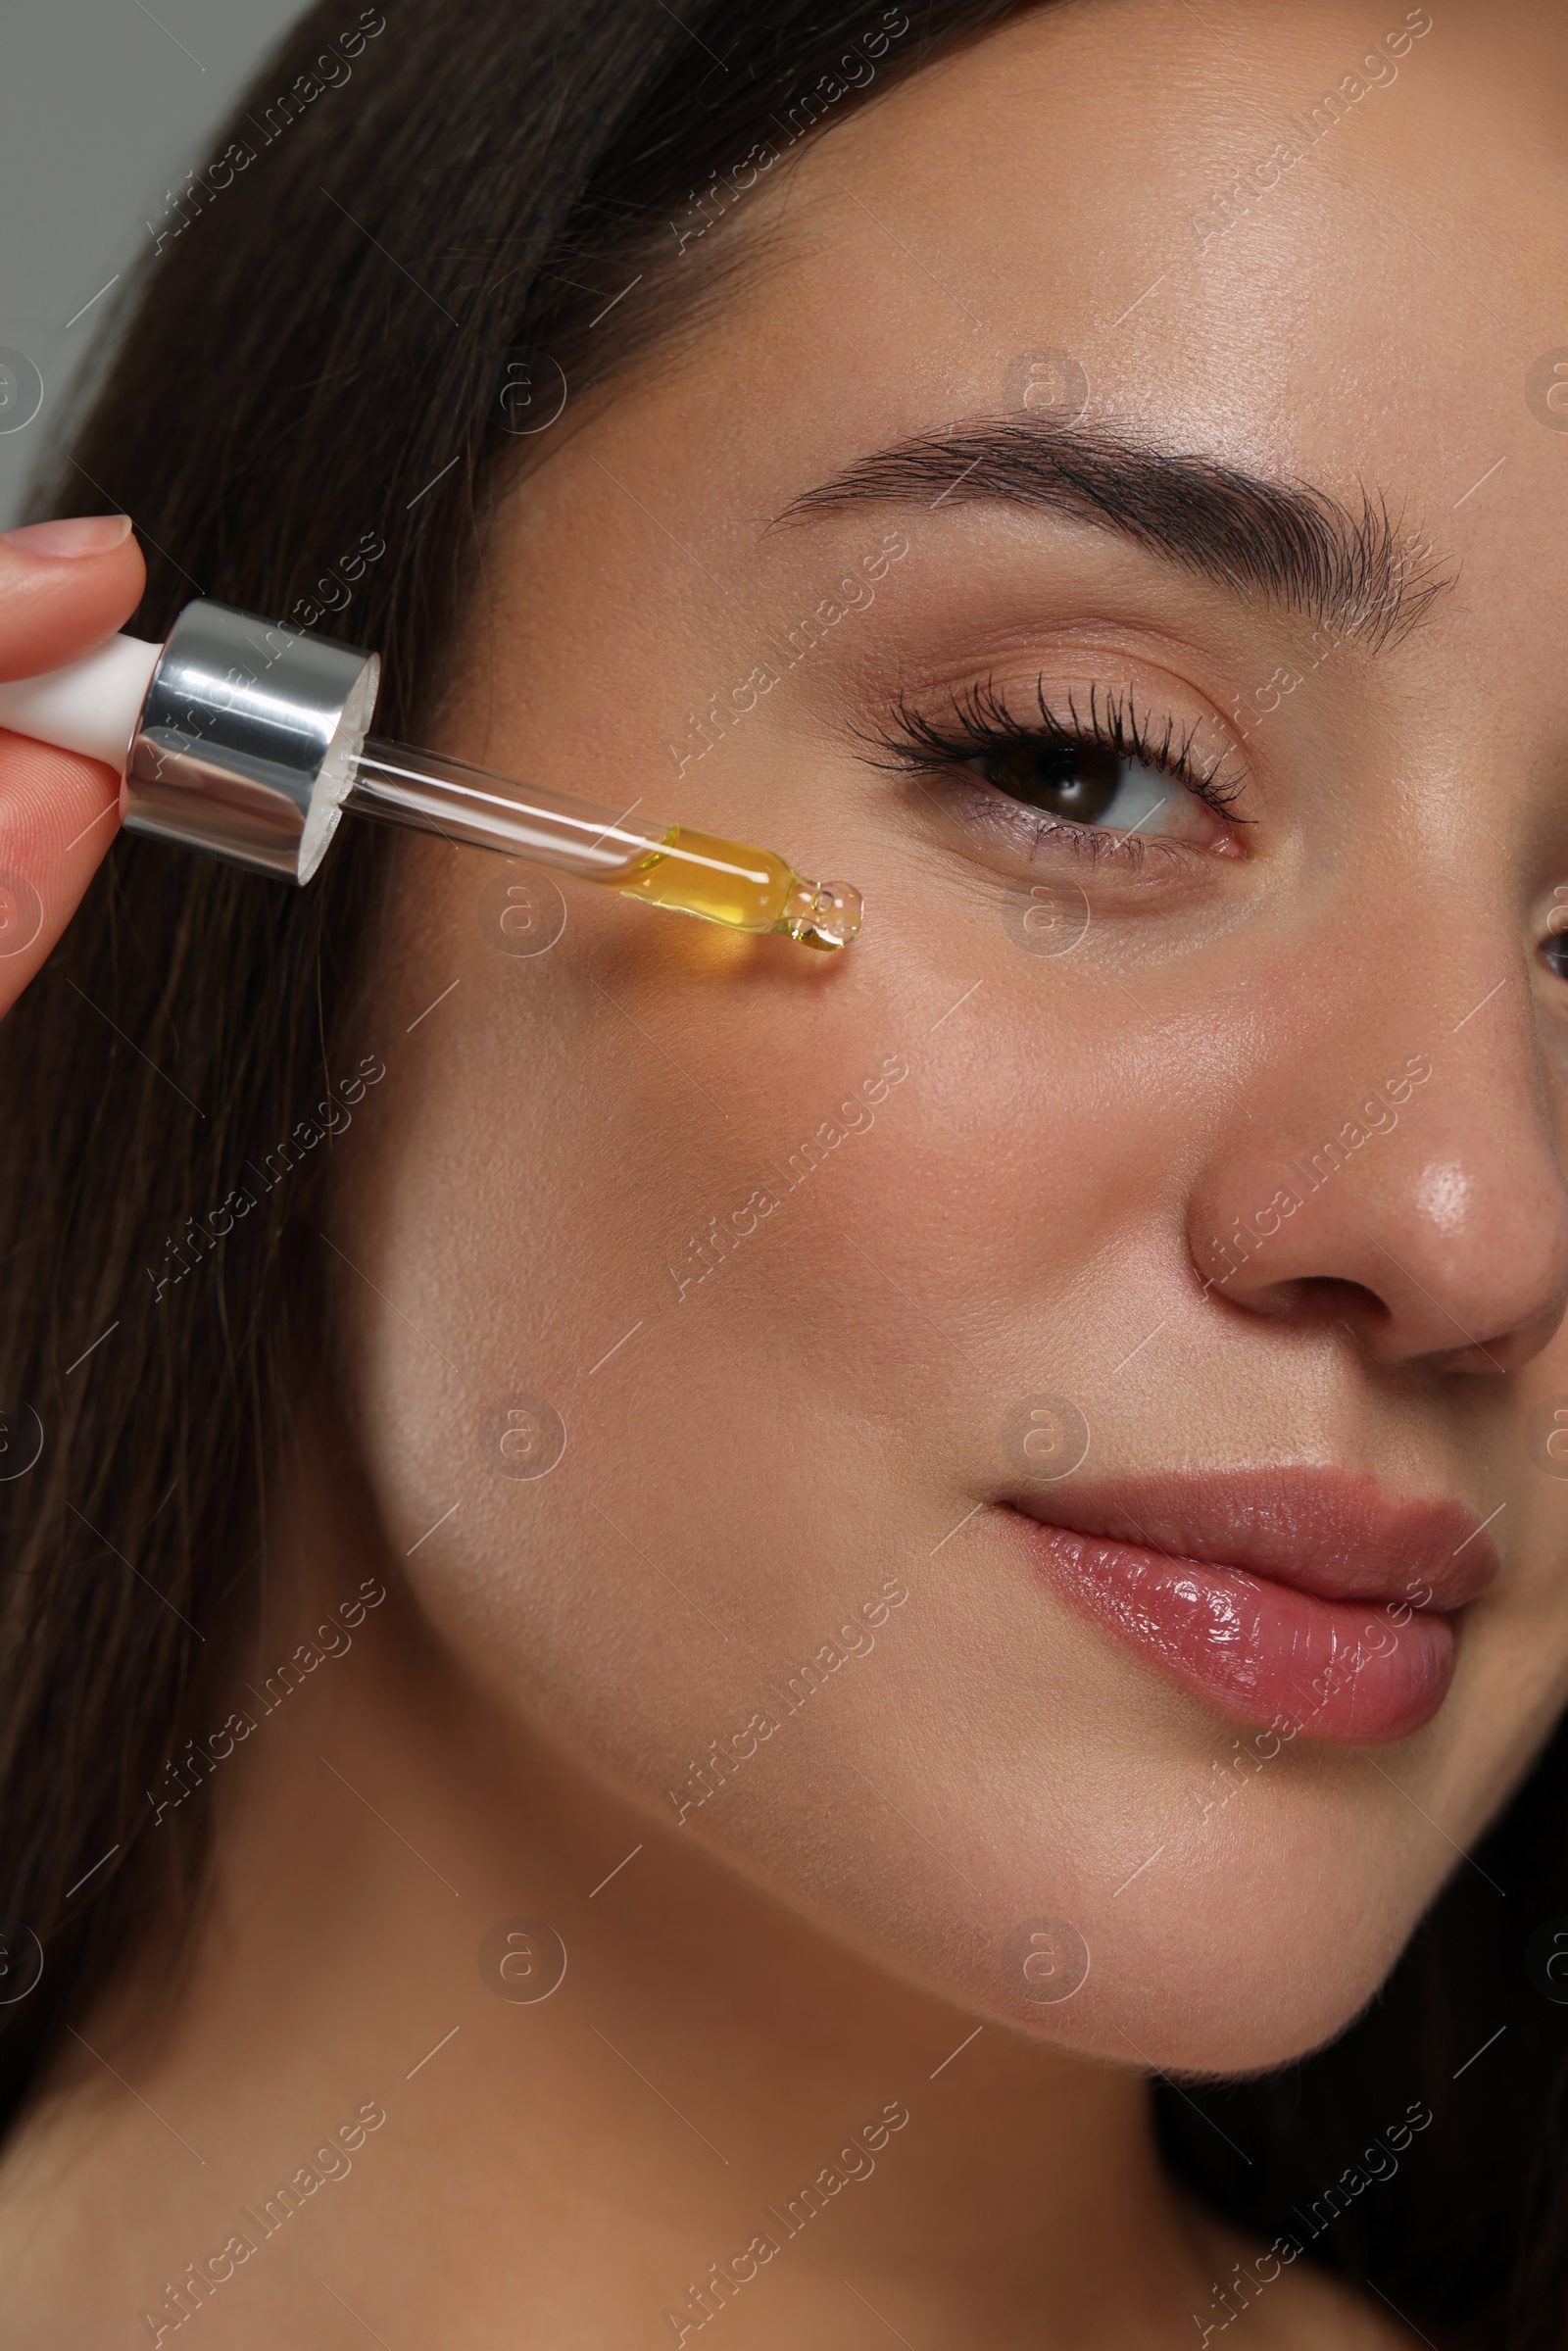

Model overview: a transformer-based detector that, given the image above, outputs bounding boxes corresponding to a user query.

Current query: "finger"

[0,513,148,679]
[0,516,151,1014]
[0,736,127,1015]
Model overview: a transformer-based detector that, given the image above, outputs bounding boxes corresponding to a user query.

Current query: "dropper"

[0,598,862,951]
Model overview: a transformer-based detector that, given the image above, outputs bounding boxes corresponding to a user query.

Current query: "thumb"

[0,514,149,1014]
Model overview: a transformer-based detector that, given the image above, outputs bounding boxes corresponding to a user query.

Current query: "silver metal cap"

[123,600,380,883]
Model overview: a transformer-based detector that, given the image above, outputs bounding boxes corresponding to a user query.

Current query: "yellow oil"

[612,826,796,934]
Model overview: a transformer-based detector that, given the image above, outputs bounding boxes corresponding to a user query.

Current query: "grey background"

[0,0,310,528]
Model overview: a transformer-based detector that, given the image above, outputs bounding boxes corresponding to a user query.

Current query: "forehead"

[637,1,1567,563]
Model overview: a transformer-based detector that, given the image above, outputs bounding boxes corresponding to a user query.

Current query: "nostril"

[1250,1274,1391,1333]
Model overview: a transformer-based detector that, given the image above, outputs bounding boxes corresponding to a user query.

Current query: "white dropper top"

[0,632,162,771]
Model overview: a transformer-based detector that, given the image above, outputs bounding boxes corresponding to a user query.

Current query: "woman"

[0,0,1565,2339]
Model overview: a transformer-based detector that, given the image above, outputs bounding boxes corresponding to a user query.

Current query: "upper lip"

[1005,1466,1501,1612]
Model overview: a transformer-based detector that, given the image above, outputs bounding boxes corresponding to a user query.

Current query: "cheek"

[338,842,1134,1684]
[334,852,1094,1879]
[334,843,938,1774]
[331,848,1517,2077]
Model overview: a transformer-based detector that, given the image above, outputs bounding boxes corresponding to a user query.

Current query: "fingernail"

[0,514,133,559]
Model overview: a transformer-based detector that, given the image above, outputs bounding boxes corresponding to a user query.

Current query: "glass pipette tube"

[0,595,865,932]
[341,741,863,950]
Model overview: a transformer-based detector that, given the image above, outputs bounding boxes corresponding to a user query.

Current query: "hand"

[0,514,147,1012]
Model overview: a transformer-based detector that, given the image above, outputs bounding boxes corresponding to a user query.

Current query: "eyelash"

[866,675,1249,864]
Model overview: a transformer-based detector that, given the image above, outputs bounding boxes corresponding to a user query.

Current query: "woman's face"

[336,0,1568,2071]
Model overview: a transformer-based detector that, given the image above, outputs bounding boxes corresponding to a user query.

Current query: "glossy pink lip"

[1004,1469,1500,1744]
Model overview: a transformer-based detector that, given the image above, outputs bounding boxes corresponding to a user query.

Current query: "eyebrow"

[777,418,1448,648]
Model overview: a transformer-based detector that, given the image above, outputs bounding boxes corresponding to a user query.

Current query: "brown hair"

[0,5,1563,2342]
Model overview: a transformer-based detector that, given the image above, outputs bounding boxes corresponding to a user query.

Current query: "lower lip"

[1011,1516,1455,1743]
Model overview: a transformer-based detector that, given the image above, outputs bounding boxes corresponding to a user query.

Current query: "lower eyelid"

[924,767,1211,872]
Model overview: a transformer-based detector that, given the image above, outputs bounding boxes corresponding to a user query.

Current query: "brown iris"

[975,740,1124,823]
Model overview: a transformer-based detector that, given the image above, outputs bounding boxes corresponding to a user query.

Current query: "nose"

[1189,950,1568,1374]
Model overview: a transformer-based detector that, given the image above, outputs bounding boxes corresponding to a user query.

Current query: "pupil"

[979,740,1122,823]
[1544,932,1568,981]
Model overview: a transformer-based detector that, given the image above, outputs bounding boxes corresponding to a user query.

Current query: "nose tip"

[1412,1159,1469,1232]
[1343,1219,1568,1374]
[1192,1071,1568,1373]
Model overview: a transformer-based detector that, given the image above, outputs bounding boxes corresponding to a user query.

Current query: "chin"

[680,1724,1431,2078]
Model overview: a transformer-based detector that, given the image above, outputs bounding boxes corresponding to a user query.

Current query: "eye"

[869,676,1245,862]
[1540,892,1568,979]
[971,736,1195,842]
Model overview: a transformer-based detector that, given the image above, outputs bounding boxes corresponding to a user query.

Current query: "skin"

[0,513,144,993]
[2,0,1567,2340]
